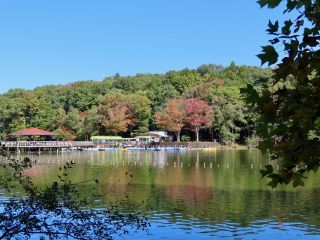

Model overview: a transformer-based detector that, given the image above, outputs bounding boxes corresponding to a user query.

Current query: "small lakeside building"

[91,131,170,147]
[134,131,170,144]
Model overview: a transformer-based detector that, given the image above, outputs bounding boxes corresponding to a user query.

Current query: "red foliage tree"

[98,95,135,134]
[155,99,186,142]
[185,98,213,142]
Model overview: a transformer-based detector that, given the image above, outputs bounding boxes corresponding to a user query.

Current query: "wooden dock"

[1,141,93,151]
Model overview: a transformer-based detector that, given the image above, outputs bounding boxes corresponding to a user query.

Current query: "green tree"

[79,106,104,139]
[243,0,320,187]
[210,86,247,145]
[223,63,272,87]
[55,108,81,140]
[211,96,245,145]
[164,69,202,94]
[126,94,152,135]
[65,81,109,112]
[29,95,60,131]
[196,64,224,76]
[146,83,179,110]
[108,74,152,93]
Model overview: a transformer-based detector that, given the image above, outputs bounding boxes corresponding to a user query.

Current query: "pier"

[2,141,93,152]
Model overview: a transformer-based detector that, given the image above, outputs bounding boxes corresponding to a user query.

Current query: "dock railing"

[1,141,93,148]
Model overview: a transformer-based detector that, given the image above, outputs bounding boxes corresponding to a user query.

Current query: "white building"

[135,131,169,143]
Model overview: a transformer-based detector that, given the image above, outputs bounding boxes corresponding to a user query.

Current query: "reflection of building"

[135,131,169,144]
[155,150,167,169]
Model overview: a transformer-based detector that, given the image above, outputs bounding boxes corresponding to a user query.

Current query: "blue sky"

[0,0,282,93]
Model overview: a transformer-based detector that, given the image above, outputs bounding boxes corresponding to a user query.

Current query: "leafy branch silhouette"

[0,146,149,240]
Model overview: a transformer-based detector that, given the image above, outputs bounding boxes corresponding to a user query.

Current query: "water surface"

[17,150,320,239]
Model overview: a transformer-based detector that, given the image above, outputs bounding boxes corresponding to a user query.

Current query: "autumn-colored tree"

[98,95,135,135]
[102,105,133,134]
[185,98,213,142]
[155,99,186,142]
[55,125,77,140]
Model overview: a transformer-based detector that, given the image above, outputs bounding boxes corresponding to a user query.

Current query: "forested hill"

[0,63,272,144]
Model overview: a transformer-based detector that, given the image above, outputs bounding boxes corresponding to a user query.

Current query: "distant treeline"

[0,63,272,144]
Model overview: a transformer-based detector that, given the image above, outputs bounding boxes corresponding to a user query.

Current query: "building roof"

[11,128,58,136]
[140,131,169,138]
[150,131,169,138]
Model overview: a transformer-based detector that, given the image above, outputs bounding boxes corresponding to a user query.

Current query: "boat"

[160,147,187,151]
[84,148,100,151]
[175,147,187,151]
[202,147,217,151]
[84,148,116,151]
[127,147,147,150]
[162,147,176,150]
[98,148,116,151]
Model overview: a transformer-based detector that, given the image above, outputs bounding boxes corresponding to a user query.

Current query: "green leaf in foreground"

[260,164,273,177]
[258,0,282,8]
[257,45,279,66]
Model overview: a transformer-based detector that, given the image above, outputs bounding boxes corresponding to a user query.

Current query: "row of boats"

[84,147,187,151]
[75,146,217,152]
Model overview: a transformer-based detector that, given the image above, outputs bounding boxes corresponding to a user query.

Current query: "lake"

[15,149,320,239]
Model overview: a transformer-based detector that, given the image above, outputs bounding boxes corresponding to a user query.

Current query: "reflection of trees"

[19,150,320,229]
[25,164,50,178]
[181,185,212,205]
[156,160,214,206]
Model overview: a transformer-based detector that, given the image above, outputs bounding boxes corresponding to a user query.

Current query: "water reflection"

[11,150,320,239]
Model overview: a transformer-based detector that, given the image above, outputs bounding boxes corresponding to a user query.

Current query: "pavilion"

[2,128,93,151]
[11,127,58,139]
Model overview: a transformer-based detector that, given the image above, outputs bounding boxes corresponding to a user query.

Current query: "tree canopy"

[242,0,320,188]
[0,63,272,143]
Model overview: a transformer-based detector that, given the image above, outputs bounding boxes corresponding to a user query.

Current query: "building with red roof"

[11,128,57,136]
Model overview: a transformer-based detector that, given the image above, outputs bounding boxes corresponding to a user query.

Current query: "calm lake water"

[16,150,320,239]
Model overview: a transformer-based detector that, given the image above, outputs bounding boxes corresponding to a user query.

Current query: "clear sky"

[0,0,282,93]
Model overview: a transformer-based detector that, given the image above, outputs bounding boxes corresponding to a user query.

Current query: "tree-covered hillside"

[0,63,272,144]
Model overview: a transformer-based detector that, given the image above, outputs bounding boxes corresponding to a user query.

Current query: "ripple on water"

[14,151,320,240]
[131,217,320,240]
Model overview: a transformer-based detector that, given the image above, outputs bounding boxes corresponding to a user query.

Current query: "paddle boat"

[202,147,217,151]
